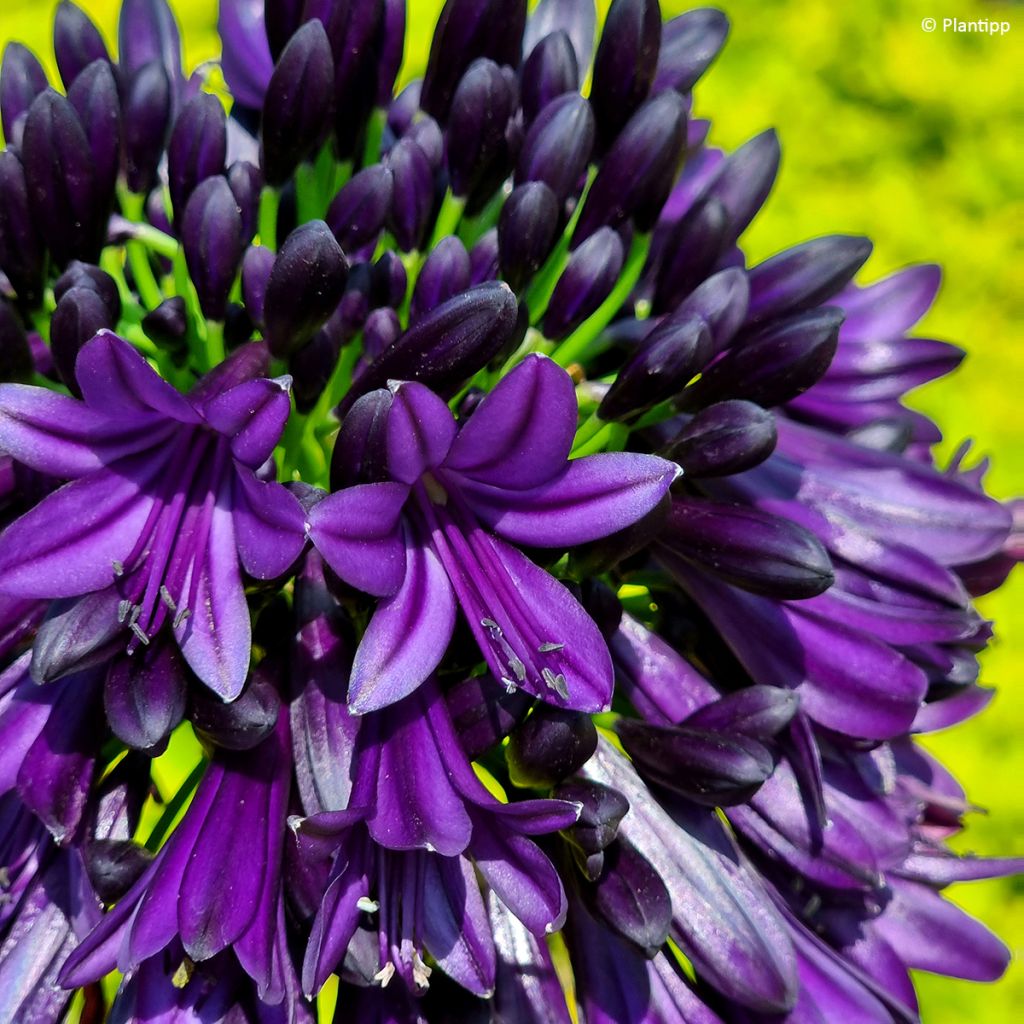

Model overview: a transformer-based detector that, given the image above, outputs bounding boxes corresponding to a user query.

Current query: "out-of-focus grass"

[2,1,1021,1019]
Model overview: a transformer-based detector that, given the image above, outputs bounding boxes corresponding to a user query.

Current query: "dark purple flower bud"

[122,62,172,194]
[469,227,499,283]
[516,93,594,204]
[573,90,688,244]
[660,498,834,599]
[385,136,434,252]
[141,296,188,355]
[181,175,244,320]
[330,0,387,157]
[190,670,281,750]
[543,226,623,340]
[342,281,518,411]
[363,306,402,358]
[590,0,661,150]
[411,236,470,321]
[447,672,533,759]
[53,260,121,321]
[600,311,712,421]
[406,114,444,169]
[507,704,599,787]
[53,0,111,91]
[556,779,629,856]
[520,31,578,123]
[680,306,843,409]
[263,220,349,357]
[30,592,125,683]
[377,0,407,105]
[227,159,262,244]
[746,234,873,322]
[498,181,560,291]
[617,718,776,806]
[0,42,48,147]
[683,685,799,741]
[373,249,407,306]
[326,163,394,252]
[663,400,777,477]
[241,243,275,327]
[653,8,729,94]
[421,0,527,121]
[67,59,122,205]
[447,58,516,198]
[705,128,781,247]
[331,387,394,487]
[21,90,102,266]
[50,286,112,395]
[118,0,183,91]
[0,297,32,382]
[674,266,749,352]
[590,842,672,954]
[167,92,227,217]
[387,78,420,135]
[524,0,597,77]
[0,151,45,304]
[289,322,341,411]
[84,838,155,903]
[652,196,729,313]
[260,20,334,186]
[104,641,188,753]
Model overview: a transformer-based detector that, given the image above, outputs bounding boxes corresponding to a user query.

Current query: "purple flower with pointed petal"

[0,333,305,699]
[307,354,675,713]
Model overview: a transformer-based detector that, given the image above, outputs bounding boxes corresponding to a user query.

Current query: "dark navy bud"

[53,261,120,321]
[336,262,373,336]
[516,92,594,203]
[263,220,349,357]
[53,0,111,91]
[122,62,172,194]
[683,686,800,742]
[182,175,244,320]
[50,286,112,395]
[343,281,518,412]
[0,298,32,382]
[331,0,387,158]
[331,388,394,488]
[363,306,402,358]
[498,181,559,292]
[385,136,434,252]
[377,0,407,105]
[0,151,45,304]
[555,780,629,856]
[590,842,672,954]
[680,306,843,410]
[543,227,623,340]
[167,92,227,218]
[573,90,688,244]
[224,304,254,349]
[411,236,470,321]
[652,195,728,313]
[104,641,188,753]
[660,498,834,599]
[263,0,305,61]
[190,670,281,751]
[0,42,48,147]
[373,250,407,307]
[617,718,776,806]
[85,838,155,903]
[241,244,275,327]
[118,0,184,92]
[326,163,394,253]
[590,0,661,151]
[664,400,776,477]
[447,58,516,198]
[599,311,712,421]
[31,592,125,683]
[260,19,334,186]
[67,60,122,205]
[289,323,341,411]
[421,0,527,121]
[405,114,444,169]
[520,30,578,123]
[387,79,420,135]
[142,296,188,355]
[506,704,598,787]
[469,227,499,283]
[674,267,749,353]
[227,160,262,245]
[446,672,532,760]
[746,234,873,322]
[705,128,781,248]
[653,8,729,95]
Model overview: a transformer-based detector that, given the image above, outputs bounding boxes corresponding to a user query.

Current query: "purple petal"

[203,377,291,467]
[232,468,306,579]
[218,0,274,109]
[348,530,457,714]
[837,264,940,341]
[386,381,457,485]
[445,354,577,490]
[306,482,409,597]
[464,452,676,548]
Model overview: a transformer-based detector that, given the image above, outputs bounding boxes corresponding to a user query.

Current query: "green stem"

[295,162,321,224]
[259,186,280,251]
[362,108,387,167]
[128,222,178,260]
[145,759,205,852]
[550,232,651,368]
[571,410,608,454]
[203,320,226,371]
[427,190,467,254]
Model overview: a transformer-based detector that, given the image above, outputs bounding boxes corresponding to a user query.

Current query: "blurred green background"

[2,0,1021,1019]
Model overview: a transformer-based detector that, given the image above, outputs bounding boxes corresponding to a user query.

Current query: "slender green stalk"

[259,186,280,250]
[427,190,467,254]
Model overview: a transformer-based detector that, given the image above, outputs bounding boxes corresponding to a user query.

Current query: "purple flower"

[0,333,305,698]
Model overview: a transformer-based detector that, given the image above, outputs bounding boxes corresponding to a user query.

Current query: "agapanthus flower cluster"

[0,0,1020,1020]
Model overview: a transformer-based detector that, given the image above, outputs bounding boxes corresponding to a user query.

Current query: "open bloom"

[307,354,677,713]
